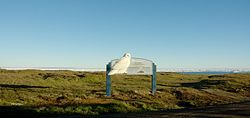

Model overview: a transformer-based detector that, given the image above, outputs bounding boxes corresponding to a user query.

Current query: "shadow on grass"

[0,105,92,118]
[157,83,180,87]
[100,101,250,118]
[0,102,137,118]
[180,80,227,89]
[0,106,48,118]
[1,101,250,118]
[0,102,133,118]
[0,84,50,89]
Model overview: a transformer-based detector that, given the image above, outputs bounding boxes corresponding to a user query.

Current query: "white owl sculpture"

[108,53,131,75]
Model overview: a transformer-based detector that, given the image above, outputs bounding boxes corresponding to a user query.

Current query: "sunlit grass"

[0,69,250,116]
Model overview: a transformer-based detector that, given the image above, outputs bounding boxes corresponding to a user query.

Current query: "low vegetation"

[0,69,250,117]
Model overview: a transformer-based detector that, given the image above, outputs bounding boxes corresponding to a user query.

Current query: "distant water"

[180,72,234,75]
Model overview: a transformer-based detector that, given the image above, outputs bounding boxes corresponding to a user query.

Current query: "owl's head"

[123,53,131,58]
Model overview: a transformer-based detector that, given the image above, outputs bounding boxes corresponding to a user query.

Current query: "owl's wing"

[108,57,130,75]
[112,57,130,70]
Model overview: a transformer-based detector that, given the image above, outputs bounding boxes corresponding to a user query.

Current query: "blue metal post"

[106,63,111,96]
[152,63,157,95]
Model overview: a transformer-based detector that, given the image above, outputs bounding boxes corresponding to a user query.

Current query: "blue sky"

[0,0,250,68]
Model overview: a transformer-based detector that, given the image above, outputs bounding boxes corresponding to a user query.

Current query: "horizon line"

[1,67,250,72]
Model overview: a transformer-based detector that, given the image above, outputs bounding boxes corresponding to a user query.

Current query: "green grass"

[0,69,250,117]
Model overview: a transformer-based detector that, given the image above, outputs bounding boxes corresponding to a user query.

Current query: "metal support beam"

[151,63,157,95]
[106,63,111,96]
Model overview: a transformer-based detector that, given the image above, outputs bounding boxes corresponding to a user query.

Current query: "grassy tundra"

[0,69,250,117]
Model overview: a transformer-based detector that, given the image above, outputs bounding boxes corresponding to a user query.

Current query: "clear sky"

[0,0,250,69]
